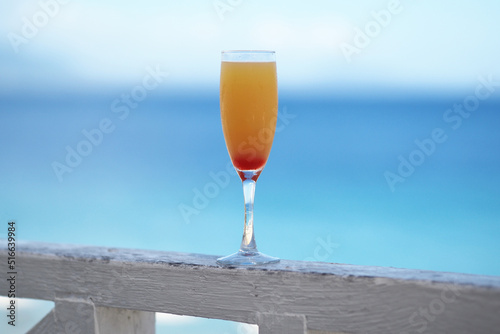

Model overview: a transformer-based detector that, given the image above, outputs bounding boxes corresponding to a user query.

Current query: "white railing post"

[27,298,155,334]
[94,306,155,334]
[28,298,96,334]
[256,313,307,334]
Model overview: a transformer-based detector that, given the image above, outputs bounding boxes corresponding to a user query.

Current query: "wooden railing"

[1,240,500,333]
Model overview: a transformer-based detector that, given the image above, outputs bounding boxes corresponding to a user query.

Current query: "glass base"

[216,250,280,267]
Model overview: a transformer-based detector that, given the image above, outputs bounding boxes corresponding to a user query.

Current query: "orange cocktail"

[220,60,278,173]
[217,51,280,266]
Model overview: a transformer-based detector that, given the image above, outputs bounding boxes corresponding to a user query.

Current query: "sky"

[2,0,500,95]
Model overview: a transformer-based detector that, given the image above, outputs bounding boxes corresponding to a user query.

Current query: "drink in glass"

[217,50,279,266]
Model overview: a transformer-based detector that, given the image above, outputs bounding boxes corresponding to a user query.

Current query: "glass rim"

[221,50,276,62]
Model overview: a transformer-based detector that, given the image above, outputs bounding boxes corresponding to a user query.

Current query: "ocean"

[1,89,499,333]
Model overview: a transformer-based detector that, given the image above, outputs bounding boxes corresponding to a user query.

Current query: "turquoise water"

[1,90,499,332]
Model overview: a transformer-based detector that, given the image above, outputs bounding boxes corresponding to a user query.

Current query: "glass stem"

[240,177,258,253]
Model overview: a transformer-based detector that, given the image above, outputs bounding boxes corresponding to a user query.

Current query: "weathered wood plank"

[95,306,155,334]
[256,313,306,334]
[1,240,500,334]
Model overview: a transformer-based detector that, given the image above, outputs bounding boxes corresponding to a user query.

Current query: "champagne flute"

[216,50,279,266]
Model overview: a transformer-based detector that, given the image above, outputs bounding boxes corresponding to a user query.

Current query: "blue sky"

[2,0,500,94]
